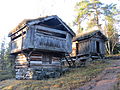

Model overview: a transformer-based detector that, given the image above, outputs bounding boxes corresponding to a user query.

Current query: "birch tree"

[103,4,120,54]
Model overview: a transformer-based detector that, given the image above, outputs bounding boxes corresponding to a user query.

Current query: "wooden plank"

[23,27,34,49]
[16,59,27,61]
[9,25,27,37]
[52,57,59,60]
[78,57,89,60]
[15,63,28,66]
[34,34,66,52]
[42,54,52,64]
[30,61,42,65]
[30,65,61,68]
[30,54,42,56]
[56,16,75,36]
[31,64,61,67]
[10,34,26,53]
[15,53,28,68]
[30,58,42,60]
[11,30,26,40]
[30,58,61,65]
[15,65,28,68]
[16,56,26,59]
[35,25,67,35]
[15,60,28,63]
[66,33,72,53]
[30,56,42,59]
[77,53,89,57]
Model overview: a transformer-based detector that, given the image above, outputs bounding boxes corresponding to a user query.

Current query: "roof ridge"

[73,30,107,41]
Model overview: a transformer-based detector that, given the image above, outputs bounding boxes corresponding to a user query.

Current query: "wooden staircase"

[64,53,76,68]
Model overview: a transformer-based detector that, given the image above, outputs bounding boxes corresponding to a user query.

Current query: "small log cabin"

[8,15,75,79]
[72,30,107,61]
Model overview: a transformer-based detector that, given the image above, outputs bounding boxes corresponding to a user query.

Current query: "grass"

[105,54,120,57]
[112,74,120,90]
[0,60,109,90]
[0,70,14,81]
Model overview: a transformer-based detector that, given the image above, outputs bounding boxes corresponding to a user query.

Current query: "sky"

[0,0,120,40]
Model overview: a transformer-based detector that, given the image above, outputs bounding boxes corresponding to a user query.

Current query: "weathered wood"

[73,30,107,62]
[30,65,61,69]
[15,65,28,68]
[77,57,89,60]
[30,61,42,65]
[52,57,60,61]
[35,25,67,35]
[9,16,74,54]
[30,56,42,61]
[9,15,75,80]
[15,53,28,69]
[34,33,66,52]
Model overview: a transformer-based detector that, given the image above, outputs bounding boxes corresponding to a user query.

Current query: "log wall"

[76,36,106,56]
[15,52,62,80]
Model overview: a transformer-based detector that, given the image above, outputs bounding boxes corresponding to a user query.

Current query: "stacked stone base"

[15,68,62,80]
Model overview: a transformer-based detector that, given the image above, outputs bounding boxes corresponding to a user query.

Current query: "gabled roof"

[8,15,75,37]
[73,30,108,41]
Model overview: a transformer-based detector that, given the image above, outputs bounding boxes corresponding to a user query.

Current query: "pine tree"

[74,0,103,33]
[74,0,120,54]
[0,37,6,70]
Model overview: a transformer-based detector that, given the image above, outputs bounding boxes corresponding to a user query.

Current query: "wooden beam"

[35,25,67,35]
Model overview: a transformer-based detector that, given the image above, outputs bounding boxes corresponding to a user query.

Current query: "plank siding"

[77,39,91,55]
[76,34,106,56]
[10,25,73,54]
[10,27,27,53]
[34,32,66,52]
[66,33,72,53]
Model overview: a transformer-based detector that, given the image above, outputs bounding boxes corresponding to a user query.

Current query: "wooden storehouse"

[72,30,107,61]
[8,15,75,79]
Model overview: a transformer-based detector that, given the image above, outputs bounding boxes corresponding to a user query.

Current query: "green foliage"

[0,37,14,73]
[74,0,104,32]
[104,10,120,54]
[113,43,120,54]
[74,0,120,54]
[112,73,120,90]
[103,3,119,16]
[0,70,14,81]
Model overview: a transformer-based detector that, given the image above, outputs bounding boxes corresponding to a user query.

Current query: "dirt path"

[76,60,120,90]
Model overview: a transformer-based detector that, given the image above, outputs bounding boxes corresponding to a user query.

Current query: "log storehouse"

[8,15,75,80]
[72,30,107,65]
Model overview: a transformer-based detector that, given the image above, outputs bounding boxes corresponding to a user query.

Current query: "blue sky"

[0,0,119,39]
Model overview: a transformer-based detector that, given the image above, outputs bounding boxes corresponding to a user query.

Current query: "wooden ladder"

[97,53,104,59]
[65,53,76,68]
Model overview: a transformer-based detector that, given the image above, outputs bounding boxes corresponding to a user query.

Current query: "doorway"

[96,41,100,53]
[76,43,79,55]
